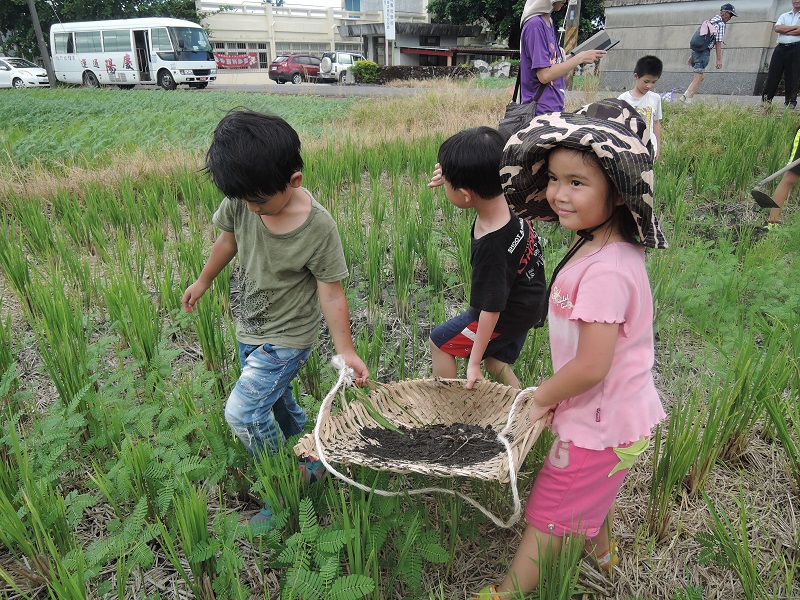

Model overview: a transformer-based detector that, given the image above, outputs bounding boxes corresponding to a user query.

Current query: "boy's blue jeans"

[225,342,311,455]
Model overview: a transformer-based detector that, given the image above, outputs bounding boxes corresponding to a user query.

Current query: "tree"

[427,0,605,49]
[0,0,200,59]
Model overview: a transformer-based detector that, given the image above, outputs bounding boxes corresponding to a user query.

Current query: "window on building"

[344,0,361,10]
[75,31,102,52]
[420,36,440,46]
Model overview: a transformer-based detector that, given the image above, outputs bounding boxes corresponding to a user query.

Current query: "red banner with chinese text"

[214,53,258,68]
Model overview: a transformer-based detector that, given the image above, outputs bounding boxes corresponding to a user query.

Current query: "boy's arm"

[466,310,500,390]
[653,119,662,161]
[182,230,237,313]
[528,321,619,424]
[715,40,723,69]
[317,279,369,385]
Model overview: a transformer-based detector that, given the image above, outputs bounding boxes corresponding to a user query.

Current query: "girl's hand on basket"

[341,351,369,386]
[427,163,444,188]
[528,403,551,427]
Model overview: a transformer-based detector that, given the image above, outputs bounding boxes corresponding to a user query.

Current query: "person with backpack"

[679,4,737,103]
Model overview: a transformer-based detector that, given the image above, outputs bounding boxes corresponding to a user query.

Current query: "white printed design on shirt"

[551,285,574,310]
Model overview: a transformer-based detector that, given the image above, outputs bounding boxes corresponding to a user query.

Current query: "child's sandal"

[591,540,619,572]
[472,585,501,600]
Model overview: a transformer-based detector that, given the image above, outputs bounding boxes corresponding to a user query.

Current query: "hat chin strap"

[547,210,616,297]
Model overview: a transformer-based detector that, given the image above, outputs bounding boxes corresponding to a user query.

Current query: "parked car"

[318,51,366,84]
[0,57,49,88]
[269,54,321,84]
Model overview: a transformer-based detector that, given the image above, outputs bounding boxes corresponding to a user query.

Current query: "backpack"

[690,21,716,52]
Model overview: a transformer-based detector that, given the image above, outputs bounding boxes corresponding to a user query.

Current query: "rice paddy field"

[0,83,798,600]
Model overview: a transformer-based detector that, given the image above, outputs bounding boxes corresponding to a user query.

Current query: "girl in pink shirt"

[475,99,669,599]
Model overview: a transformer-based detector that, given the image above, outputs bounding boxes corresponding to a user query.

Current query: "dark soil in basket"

[353,423,504,467]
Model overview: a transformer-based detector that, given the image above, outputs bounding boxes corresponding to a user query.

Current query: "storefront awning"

[400,47,454,57]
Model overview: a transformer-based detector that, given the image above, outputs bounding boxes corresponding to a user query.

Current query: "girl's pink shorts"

[525,438,632,538]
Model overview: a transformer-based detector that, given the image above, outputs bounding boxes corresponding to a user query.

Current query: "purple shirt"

[520,15,565,114]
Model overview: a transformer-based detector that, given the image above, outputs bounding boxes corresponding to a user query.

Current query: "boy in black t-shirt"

[427,127,547,390]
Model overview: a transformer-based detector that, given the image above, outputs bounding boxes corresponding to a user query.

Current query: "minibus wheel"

[82,71,100,88]
[158,70,177,91]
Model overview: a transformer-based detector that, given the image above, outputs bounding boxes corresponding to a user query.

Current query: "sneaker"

[677,93,687,103]
[298,458,327,484]
[247,505,276,533]
[766,221,780,231]
[790,102,798,111]
[473,585,501,600]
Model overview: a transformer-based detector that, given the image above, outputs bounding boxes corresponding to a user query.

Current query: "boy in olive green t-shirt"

[182,110,369,531]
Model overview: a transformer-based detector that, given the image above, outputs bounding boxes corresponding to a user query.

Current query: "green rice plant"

[686,325,790,494]
[26,270,95,407]
[716,325,792,462]
[443,211,472,304]
[531,532,589,600]
[646,387,705,540]
[101,437,177,521]
[51,188,91,250]
[0,216,35,314]
[697,492,773,600]
[53,232,96,310]
[192,286,234,379]
[158,482,234,600]
[250,441,310,533]
[0,314,15,393]
[8,193,56,260]
[391,209,416,320]
[277,497,375,600]
[100,264,162,368]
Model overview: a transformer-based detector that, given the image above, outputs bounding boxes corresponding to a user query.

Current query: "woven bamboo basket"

[294,377,543,484]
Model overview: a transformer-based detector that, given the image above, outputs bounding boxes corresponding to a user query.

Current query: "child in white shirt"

[618,55,663,161]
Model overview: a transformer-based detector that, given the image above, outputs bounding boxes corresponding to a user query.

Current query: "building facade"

[197,0,487,67]
[600,0,794,95]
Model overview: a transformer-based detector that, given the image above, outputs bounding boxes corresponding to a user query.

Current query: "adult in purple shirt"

[520,0,607,114]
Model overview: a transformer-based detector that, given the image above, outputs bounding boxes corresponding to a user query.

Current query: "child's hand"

[465,363,483,390]
[182,281,210,313]
[427,163,444,188]
[341,351,369,386]
[528,403,551,427]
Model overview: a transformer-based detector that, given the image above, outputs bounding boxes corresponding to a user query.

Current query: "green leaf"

[328,574,375,600]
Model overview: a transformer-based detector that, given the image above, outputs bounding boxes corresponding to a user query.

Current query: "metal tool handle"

[755,156,800,189]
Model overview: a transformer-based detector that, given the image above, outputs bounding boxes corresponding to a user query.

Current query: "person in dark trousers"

[762,0,800,110]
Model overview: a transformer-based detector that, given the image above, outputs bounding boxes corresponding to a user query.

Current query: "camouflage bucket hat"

[500,98,668,249]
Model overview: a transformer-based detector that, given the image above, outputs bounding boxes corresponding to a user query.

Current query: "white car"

[0,57,50,89]
[318,52,366,84]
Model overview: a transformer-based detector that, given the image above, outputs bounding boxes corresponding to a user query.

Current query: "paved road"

[209,74,763,105]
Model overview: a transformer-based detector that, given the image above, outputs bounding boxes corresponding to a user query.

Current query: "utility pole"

[26,0,56,86]
[562,0,581,90]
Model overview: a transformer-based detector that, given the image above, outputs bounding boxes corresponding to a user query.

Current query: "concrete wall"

[600,0,793,95]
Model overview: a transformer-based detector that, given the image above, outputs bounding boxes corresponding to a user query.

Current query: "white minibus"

[50,17,217,90]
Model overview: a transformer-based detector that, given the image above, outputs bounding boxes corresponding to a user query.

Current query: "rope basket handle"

[312,355,543,529]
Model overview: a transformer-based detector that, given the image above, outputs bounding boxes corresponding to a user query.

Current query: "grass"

[0,83,798,598]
